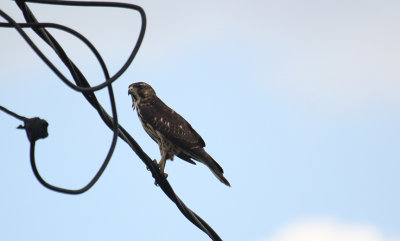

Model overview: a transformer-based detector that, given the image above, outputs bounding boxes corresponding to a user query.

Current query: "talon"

[147,159,159,171]
[152,156,168,186]
[153,172,168,186]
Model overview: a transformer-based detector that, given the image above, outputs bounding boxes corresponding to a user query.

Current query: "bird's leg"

[153,154,168,186]
[158,153,168,178]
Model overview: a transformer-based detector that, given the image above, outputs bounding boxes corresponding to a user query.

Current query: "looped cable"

[1,1,223,240]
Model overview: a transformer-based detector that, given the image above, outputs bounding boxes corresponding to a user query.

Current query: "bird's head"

[128,82,156,108]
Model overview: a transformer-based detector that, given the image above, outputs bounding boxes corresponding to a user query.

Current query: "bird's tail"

[191,148,231,187]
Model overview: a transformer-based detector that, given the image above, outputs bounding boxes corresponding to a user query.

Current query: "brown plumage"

[128,82,230,186]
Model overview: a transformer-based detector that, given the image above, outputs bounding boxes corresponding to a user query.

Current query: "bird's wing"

[139,97,205,149]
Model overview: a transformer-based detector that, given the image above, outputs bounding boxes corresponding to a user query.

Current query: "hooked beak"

[128,86,135,109]
[128,86,133,95]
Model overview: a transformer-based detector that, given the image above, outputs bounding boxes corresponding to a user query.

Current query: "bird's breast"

[133,99,140,113]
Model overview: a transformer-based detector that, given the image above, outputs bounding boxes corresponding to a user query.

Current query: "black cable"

[0,22,109,82]
[1,1,224,240]
[0,8,119,194]
[22,0,147,90]
[0,106,28,121]
[1,0,146,92]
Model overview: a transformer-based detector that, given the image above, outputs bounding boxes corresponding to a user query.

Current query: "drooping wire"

[0,8,119,194]
[0,1,223,240]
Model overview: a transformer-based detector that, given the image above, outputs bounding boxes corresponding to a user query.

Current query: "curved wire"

[2,1,223,240]
[2,0,146,93]
[0,10,119,194]
[29,87,118,195]
[0,22,108,79]
[23,0,147,87]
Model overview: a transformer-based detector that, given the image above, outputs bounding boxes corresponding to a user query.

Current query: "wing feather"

[139,97,205,149]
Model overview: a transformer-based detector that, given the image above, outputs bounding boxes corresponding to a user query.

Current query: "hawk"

[128,82,230,186]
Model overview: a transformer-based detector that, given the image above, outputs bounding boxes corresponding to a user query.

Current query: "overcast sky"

[1,1,400,241]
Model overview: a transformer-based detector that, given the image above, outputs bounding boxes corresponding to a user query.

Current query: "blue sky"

[1,1,400,241]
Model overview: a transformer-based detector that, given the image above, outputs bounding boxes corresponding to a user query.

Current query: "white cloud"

[260,219,400,241]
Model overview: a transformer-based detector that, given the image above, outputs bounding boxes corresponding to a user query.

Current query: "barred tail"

[191,148,231,187]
